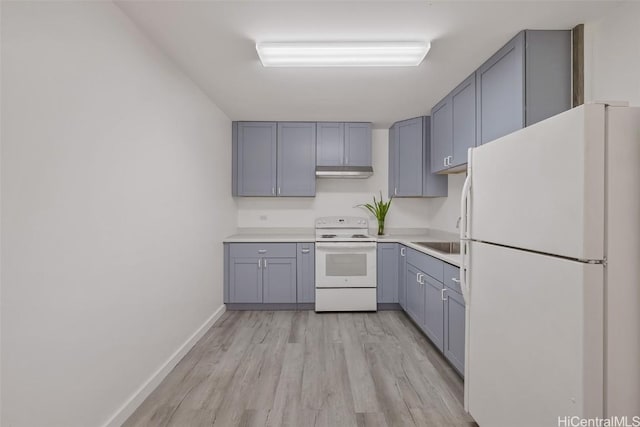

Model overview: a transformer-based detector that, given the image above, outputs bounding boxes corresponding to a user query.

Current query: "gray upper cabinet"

[233,121,317,197]
[392,117,423,197]
[476,30,570,146]
[316,122,372,167]
[431,72,476,174]
[233,122,277,196]
[377,243,399,304]
[345,123,372,166]
[277,122,316,196]
[451,74,477,167]
[262,257,297,303]
[296,243,315,304]
[316,122,344,166]
[430,98,452,174]
[389,117,447,198]
[476,32,525,146]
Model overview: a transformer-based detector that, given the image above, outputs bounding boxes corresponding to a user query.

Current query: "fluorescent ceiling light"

[255,41,431,67]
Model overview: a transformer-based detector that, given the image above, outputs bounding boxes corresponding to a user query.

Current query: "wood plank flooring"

[123,310,476,427]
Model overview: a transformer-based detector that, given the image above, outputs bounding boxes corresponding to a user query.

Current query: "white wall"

[585,1,640,106]
[1,2,235,426]
[237,129,464,232]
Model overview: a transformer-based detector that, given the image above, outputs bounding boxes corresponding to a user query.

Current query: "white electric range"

[314,216,377,312]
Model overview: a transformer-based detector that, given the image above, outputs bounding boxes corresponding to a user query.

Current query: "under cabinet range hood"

[315,166,374,178]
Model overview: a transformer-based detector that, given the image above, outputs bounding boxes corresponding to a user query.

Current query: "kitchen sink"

[413,241,461,254]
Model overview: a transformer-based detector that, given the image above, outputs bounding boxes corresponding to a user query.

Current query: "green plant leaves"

[357,191,392,222]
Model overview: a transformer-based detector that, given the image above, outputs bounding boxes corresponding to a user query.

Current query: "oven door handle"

[316,243,376,250]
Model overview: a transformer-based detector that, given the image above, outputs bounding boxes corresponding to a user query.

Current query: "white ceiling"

[117,1,619,128]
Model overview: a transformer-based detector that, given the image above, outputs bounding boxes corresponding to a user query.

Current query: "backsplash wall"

[236,129,466,232]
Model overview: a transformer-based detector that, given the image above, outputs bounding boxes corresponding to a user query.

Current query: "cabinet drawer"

[444,263,461,294]
[407,248,443,282]
[229,243,297,258]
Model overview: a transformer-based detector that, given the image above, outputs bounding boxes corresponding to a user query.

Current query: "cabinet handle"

[441,288,447,301]
[278,187,281,195]
[264,259,267,268]
[258,249,267,254]
[443,157,447,167]
[301,249,310,254]
[451,278,460,283]
[272,187,275,195]
[258,259,262,268]
[400,247,405,256]
[416,272,421,284]
[394,187,398,196]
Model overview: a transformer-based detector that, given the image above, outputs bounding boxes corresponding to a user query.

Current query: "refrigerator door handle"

[459,147,473,304]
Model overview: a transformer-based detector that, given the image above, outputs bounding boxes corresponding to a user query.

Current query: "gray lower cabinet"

[400,248,464,377]
[476,30,571,146]
[296,243,315,303]
[405,263,425,325]
[262,258,297,303]
[388,116,447,198]
[398,245,407,309]
[377,243,399,303]
[422,273,445,351]
[229,256,263,303]
[316,122,372,168]
[226,242,315,306]
[444,286,465,375]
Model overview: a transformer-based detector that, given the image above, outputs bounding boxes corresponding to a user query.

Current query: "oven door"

[315,242,377,288]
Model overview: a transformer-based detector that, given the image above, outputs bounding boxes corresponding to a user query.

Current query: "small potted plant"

[358,191,392,236]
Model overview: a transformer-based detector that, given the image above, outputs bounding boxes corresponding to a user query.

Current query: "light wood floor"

[124,310,476,427]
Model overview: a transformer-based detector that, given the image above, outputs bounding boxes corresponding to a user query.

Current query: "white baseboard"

[102,304,227,427]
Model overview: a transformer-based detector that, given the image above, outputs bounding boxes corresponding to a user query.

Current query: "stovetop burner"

[321,234,337,238]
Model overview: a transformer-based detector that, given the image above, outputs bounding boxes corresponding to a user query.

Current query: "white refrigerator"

[460,103,640,426]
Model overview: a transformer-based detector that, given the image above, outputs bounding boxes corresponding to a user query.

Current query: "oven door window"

[326,253,367,276]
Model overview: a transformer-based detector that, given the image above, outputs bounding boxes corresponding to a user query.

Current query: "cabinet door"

[345,123,372,166]
[388,124,397,199]
[377,243,399,303]
[229,257,262,303]
[236,122,277,196]
[423,274,445,351]
[451,73,477,168]
[476,31,525,145]
[405,264,425,325]
[316,122,344,166]
[422,117,448,197]
[444,288,465,376]
[394,117,423,196]
[277,122,316,197]
[263,258,297,303]
[398,245,407,309]
[296,243,315,303]
[430,97,453,173]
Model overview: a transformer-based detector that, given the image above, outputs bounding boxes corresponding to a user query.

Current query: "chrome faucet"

[456,216,462,229]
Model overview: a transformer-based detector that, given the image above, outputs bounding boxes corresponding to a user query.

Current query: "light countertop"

[224,228,461,266]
